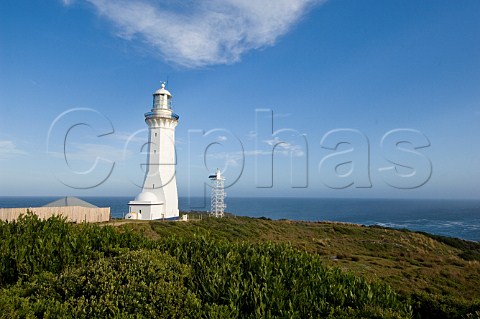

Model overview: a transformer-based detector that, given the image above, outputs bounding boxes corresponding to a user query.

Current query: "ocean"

[1,196,479,242]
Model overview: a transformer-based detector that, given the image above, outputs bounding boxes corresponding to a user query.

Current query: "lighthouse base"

[127,201,165,220]
[127,201,179,220]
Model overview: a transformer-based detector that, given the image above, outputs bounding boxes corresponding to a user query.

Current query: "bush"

[410,292,480,319]
[0,212,150,286]
[0,250,203,318]
[159,236,412,318]
[416,232,480,262]
[0,215,414,318]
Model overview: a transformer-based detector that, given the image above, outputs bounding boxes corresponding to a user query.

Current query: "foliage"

[0,250,203,318]
[127,216,480,319]
[409,292,480,319]
[159,236,411,318]
[0,214,415,318]
[0,212,150,286]
[415,231,480,262]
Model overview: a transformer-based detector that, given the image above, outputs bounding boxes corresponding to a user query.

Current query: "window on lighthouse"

[159,95,166,107]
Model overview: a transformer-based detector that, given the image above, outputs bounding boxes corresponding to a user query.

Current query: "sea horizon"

[1,196,479,242]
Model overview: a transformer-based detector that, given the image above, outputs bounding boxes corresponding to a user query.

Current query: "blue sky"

[1,0,479,199]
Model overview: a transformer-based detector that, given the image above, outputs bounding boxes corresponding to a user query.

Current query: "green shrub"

[0,212,150,286]
[410,292,480,319]
[159,236,412,318]
[0,250,204,318]
[416,232,480,262]
[0,214,415,318]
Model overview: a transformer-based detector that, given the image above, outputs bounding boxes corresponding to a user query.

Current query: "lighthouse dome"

[154,83,172,97]
[135,191,159,202]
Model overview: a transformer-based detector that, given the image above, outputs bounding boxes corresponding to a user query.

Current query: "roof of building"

[135,191,159,203]
[43,197,98,208]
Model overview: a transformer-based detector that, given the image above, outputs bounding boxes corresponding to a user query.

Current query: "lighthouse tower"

[127,83,179,220]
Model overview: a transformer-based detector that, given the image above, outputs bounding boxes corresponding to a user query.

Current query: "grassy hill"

[117,214,480,318]
[0,212,478,318]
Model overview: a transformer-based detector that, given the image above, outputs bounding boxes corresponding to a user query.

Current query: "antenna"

[209,169,226,218]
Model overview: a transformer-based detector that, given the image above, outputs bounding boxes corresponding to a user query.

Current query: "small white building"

[127,83,180,220]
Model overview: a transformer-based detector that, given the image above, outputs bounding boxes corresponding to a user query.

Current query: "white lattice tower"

[209,169,226,218]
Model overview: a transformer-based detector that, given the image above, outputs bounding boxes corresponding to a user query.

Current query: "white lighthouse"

[127,83,179,220]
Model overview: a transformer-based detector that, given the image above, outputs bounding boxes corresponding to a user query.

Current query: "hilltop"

[0,212,478,318]
[116,214,480,318]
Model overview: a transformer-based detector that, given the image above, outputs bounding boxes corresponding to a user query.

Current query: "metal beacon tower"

[209,169,226,218]
[127,83,179,220]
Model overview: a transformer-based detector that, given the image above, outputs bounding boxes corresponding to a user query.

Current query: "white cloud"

[63,0,324,68]
[264,137,305,157]
[0,141,27,160]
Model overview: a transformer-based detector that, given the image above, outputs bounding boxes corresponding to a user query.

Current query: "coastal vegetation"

[0,212,478,318]
[122,214,480,319]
